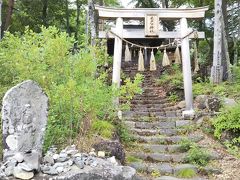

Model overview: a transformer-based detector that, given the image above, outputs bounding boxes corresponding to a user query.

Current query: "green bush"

[91,120,115,139]
[185,145,210,167]
[213,104,240,141]
[179,138,194,152]
[177,168,197,178]
[0,27,142,151]
[156,64,183,88]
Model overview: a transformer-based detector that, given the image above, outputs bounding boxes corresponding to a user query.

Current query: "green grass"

[177,168,197,178]
[126,155,143,163]
[91,120,115,139]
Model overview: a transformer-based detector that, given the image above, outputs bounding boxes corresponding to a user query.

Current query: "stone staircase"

[121,64,208,180]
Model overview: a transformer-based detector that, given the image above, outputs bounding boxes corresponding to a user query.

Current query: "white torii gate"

[96,6,208,117]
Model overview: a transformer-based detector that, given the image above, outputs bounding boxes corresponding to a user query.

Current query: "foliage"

[2,0,120,36]
[126,155,142,163]
[0,27,142,151]
[224,141,240,158]
[156,64,183,88]
[90,120,115,139]
[212,104,240,141]
[155,50,163,63]
[151,170,161,178]
[179,138,195,152]
[167,92,180,103]
[116,121,135,145]
[176,168,197,178]
[119,73,143,110]
[185,145,211,167]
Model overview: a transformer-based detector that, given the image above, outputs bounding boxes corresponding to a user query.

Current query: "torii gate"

[95,6,208,117]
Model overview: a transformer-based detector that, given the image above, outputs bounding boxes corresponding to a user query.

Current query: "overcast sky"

[120,0,133,8]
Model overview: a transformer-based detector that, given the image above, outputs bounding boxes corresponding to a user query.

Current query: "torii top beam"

[95,6,208,20]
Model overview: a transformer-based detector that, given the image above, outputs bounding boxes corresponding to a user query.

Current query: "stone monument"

[2,80,48,161]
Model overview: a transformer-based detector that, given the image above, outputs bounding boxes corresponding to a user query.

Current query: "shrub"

[0,27,142,151]
[177,168,197,178]
[179,138,194,152]
[213,104,240,141]
[91,120,115,139]
[126,155,142,163]
[185,145,210,167]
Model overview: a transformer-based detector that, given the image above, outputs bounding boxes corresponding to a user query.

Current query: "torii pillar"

[112,17,123,106]
[180,18,194,117]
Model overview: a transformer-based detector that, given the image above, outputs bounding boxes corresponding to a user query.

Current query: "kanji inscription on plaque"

[145,14,159,37]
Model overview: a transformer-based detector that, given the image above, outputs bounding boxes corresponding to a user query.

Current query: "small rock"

[57,153,68,162]
[74,158,84,169]
[13,152,24,163]
[42,166,58,175]
[97,151,105,158]
[90,161,98,167]
[202,167,222,175]
[40,165,50,172]
[73,153,82,158]
[89,151,96,157]
[224,98,237,107]
[18,162,33,172]
[177,101,186,109]
[7,158,17,167]
[23,150,40,171]
[43,154,55,165]
[1,165,6,170]
[13,166,34,180]
[107,156,118,166]
[56,166,64,173]
[66,150,78,156]
[5,166,14,176]
[53,154,59,160]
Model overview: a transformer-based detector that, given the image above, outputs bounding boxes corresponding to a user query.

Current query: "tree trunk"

[99,0,103,6]
[42,0,48,27]
[238,0,240,41]
[0,0,2,39]
[4,0,14,31]
[88,0,97,46]
[65,0,70,36]
[221,16,232,81]
[75,0,81,41]
[222,0,228,39]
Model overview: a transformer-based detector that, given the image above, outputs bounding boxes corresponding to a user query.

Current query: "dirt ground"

[197,131,240,180]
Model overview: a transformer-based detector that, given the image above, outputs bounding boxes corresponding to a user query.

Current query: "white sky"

[120,0,133,8]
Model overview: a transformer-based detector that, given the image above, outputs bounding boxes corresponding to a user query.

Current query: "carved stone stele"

[2,80,48,160]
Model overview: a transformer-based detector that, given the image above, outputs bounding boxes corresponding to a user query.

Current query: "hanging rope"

[138,49,145,71]
[124,43,131,62]
[174,45,181,64]
[162,48,170,67]
[108,29,197,50]
[150,49,157,71]
[193,40,200,73]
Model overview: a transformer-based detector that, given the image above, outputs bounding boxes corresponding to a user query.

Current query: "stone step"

[128,152,187,163]
[155,176,207,180]
[128,162,198,177]
[123,116,181,122]
[130,103,175,108]
[131,128,181,136]
[130,100,171,105]
[139,144,182,153]
[134,134,204,144]
[130,107,181,112]
[124,120,192,130]
[123,111,182,118]
[133,96,164,100]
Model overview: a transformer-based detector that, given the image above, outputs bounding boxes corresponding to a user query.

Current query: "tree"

[3,0,14,32]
